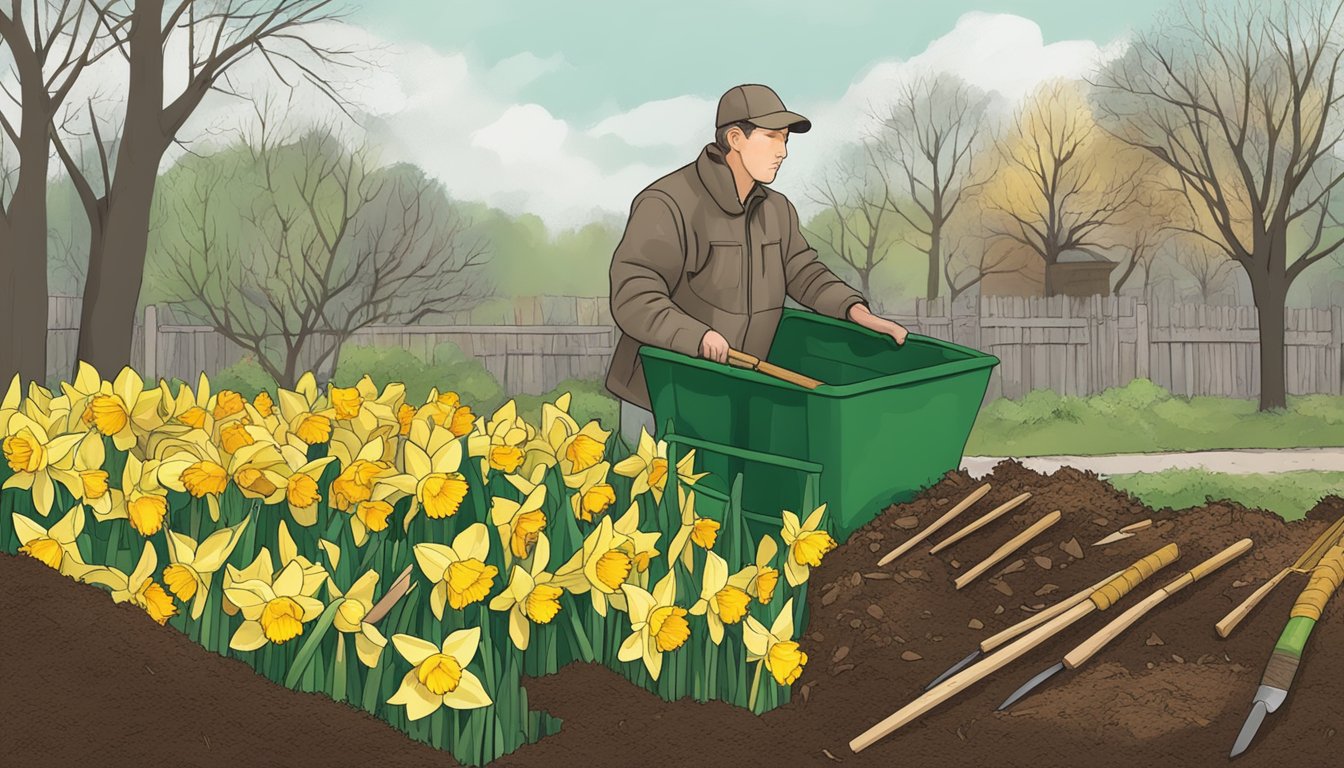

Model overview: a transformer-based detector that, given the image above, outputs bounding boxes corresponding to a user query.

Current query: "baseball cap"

[716,84,811,133]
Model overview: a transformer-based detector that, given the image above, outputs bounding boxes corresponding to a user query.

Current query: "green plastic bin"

[638,307,1000,543]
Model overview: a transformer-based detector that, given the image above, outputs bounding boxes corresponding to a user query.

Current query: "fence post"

[1135,302,1150,381]
[143,304,159,382]
[1333,304,1343,396]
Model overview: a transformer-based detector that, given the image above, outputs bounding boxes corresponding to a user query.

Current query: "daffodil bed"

[0,365,838,766]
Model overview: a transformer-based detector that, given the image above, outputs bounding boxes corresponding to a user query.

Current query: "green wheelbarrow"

[638,307,1000,544]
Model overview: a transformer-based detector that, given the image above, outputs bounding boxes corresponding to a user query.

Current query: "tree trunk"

[4,60,52,387]
[1249,275,1288,411]
[927,227,942,300]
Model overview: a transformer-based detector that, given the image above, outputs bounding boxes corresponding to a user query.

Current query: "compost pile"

[3,460,1340,767]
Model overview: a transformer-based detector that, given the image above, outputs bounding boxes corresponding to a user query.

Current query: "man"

[605,83,909,447]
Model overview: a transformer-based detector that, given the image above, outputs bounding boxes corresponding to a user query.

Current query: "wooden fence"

[46,295,1343,399]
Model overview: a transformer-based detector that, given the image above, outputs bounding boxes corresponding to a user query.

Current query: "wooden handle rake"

[726,348,825,389]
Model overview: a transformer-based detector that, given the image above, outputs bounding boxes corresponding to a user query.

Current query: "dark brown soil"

[3,460,1340,768]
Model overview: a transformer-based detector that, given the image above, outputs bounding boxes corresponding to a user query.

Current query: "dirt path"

[962,447,1344,479]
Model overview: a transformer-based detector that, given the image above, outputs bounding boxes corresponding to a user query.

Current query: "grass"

[1106,469,1344,522]
[965,380,1344,456]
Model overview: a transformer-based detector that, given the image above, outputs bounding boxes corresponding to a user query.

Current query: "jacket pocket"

[688,241,747,314]
[757,241,786,311]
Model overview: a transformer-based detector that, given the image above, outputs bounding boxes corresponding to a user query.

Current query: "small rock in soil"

[1034,583,1059,596]
[995,605,1005,615]
[1172,654,1185,664]
[1093,517,1109,527]
[1062,538,1084,559]
[864,572,892,580]
[998,559,1027,576]
[993,581,1014,596]
[849,572,863,587]
[868,543,881,553]
[1146,632,1164,646]
[849,619,863,629]
[932,635,944,642]
[1034,556,1053,570]
[920,610,933,618]
[951,560,960,568]
[832,646,849,663]
[1232,580,1249,588]
[894,516,920,530]
[908,569,926,580]
[969,619,984,630]
[1059,563,1068,570]
[892,574,906,584]
[867,605,885,620]
[1031,542,1054,554]
[901,651,923,661]
[822,587,840,606]
[832,664,856,675]
[801,683,812,703]
[1147,662,1155,669]
[1197,655,1214,665]
[935,497,948,505]
[894,636,906,644]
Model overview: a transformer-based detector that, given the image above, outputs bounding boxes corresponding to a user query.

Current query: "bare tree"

[805,142,897,301]
[1176,245,1241,303]
[1091,0,1344,410]
[154,107,490,389]
[0,1,125,385]
[872,73,991,300]
[45,0,362,383]
[985,80,1148,296]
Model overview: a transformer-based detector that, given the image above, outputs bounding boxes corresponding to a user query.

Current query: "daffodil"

[328,383,400,468]
[275,372,335,446]
[226,437,292,506]
[224,558,326,650]
[612,500,662,584]
[489,532,564,651]
[415,388,477,437]
[155,431,231,522]
[744,597,807,688]
[387,626,493,720]
[376,420,468,527]
[81,541,179,625]
[101,453,172,535]
[0,373,24,435]
[265,443,339,526]
[275,520,333,596]
[520,393,612,479]
[780,504,836,587]
[162,517,252,619]
[490,484,547,566]
[744,535,781,605]
[617,571,690,680]
[220,547,277,616]
[690,550,755,645]
[412,523,499,619]
[565,460,616,523]
[666,487,721,571]
[466,399,535,479]
[551,516,633,617]
[12,506,90,577]
[327,569,389,668]
[48,431,115,518]
[2,410,84,516]
[60,363,164,452]
[611,427,706,503]
[503,463,548,497]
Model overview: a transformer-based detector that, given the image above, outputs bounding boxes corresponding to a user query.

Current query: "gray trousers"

[619,399,656,449]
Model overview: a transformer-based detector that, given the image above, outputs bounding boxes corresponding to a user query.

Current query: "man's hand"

[699,329,730,363]
[847,303,909,346]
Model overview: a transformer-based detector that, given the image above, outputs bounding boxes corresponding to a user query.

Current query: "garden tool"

[877,483,991,566]
[1091,518,1153,547]
[1230,543,1344,758]
[852,544,1181,753]
[928,492,1032,554]
[924,568,1125,690]
[954,510,1061,590]
[1216,516,1344,638]
[998,538,1252,711]
[725,348,824,389]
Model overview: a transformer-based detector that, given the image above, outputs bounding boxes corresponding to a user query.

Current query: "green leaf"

[285,597,345,689]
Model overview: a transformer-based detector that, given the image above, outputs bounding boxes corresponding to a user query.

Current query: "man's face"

[730,125,789,184]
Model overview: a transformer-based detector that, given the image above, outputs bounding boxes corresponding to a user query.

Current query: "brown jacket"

[605,142,867,410]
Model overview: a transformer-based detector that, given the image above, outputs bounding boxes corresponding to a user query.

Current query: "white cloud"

[472,104,569,165]
[587,95,715,150]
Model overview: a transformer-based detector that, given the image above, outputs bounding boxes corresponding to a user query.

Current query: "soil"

[3,460,1340,768]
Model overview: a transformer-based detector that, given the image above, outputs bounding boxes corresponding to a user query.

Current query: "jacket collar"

[696,143,767,216]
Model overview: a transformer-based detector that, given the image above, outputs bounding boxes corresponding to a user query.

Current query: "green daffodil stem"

[568,606,596,662]
[749,659,764,712]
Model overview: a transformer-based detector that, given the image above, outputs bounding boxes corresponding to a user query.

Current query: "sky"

[7,0,1188,230]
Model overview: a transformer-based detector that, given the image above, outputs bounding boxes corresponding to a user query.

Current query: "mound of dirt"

[2,460,1340,768]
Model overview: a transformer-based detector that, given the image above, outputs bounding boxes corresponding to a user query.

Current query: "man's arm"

[610,191,713,356]
[781,196,867,319]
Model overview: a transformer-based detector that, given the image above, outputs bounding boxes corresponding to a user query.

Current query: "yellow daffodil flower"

[466,400,535,479]
[275,520,333,596]
[82,541,179,625]
[155,431,231,522]
[488,532,564,651]
[666,487,721,571]
[2,411,84,516]
[503,463,548,497]
[612,501,662,584]
[221,547,277,616]
[224,558,327,650]
[12,505,90,577]
[387,626,493,720]
[690,550,756,645]
[617,571,690,681]
[551,516,634,617]
[258,442,338,526]
[275,372,335,446]
[745,535,781,605]
[565,460,616,523]
[162,517,252,619]
[611,427,707,503]
[744,598,807,687]
[490,484,547,566]
[60,363,164,452]
[327,569,389,668]
[96,452,173,535]
[328,382,401,469]
[47,431,115,518]
[376,420,468,528]
[780,504,837,587]
[520,393,612,480]
[415,388,476,438]
[412,523,499,619]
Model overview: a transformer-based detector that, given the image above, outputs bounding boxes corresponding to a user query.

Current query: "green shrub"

[512,378,618,429]
[211,358,277,398]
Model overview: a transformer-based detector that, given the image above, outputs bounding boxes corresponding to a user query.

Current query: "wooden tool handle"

[1188,538,1254,583]
[726,348,823,389]
[1090,543,1180,610]
[929,492,1032,554]
[877,484,991,567]
[981,569,1124,653]
[1121,518,1153,534]
[1216,569,1290,638]
[954,510,1060,590]
[1291,544,1344,621]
